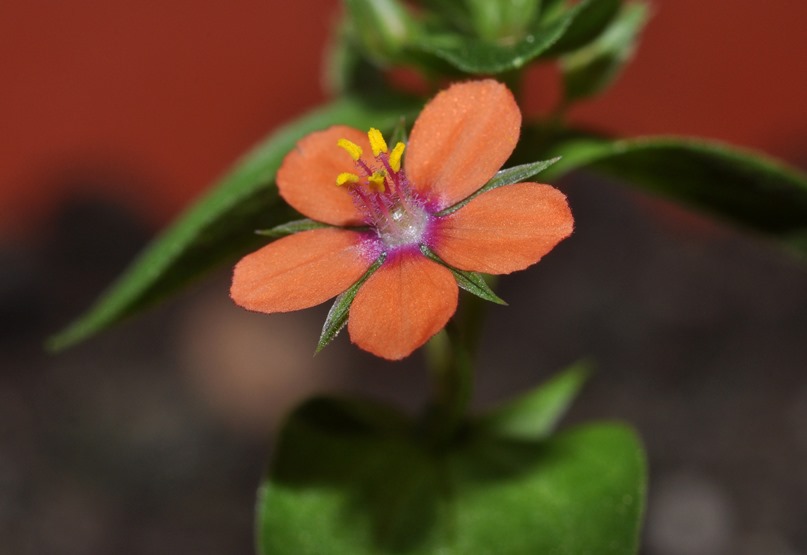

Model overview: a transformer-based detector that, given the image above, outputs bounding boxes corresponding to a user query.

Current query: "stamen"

[368,171,386,192]
[337,139,363,161]
[367,128,388,157]
[336,172,359,186]
[389,142,405,172]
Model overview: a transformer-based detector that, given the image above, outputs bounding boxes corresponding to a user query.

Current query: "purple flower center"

[336,129,433,252]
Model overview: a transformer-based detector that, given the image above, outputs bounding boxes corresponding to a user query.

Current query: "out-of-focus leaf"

[257,396,646,554]
[343,0,416,63]
[476,361,591,440]
[324,23,389,97]
[412,0,611,74]
[541,0,620,56]
[562,2,649,101]
[48,94,420,351]
[541,135,807,252]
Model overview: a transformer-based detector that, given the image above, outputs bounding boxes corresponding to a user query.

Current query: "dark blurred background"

[2,1,806,554]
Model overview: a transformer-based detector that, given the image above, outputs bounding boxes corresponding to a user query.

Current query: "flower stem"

[424,280,495,442]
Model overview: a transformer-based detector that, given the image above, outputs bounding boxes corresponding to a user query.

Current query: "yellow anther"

[389,142,406,172]
[336,172,360,186]
[367,128,388,157]
[368,171,386,192]
[337,139,363,161]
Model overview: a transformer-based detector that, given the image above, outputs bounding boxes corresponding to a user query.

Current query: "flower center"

[336,128,430,251]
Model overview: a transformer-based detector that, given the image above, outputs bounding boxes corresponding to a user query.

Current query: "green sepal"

[316,253,388,354]
[255,219,333,238]
[475,360,592,440]
[437,157,560,217]
[419,245,507,305]
[561,2,650,102]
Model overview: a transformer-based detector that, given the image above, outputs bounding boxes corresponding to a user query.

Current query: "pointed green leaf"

[419,245,507,305]
[477,360,591,440]
[255,218,333,238]
[437,157,560,216]
[48,94,420,351]
[317,253,387,353]
[258,395,646,554]
[542,134,807,255]
[562,2,650,102]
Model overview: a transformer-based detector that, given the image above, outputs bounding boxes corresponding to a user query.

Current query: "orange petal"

[406,80,521,209]
[277,126,372,226]
[348,253,458,360]
[431,183,573,274]
[230,228,373,313]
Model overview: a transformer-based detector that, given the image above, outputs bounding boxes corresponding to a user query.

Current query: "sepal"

[419,245,507,305]
[316,253,387,353]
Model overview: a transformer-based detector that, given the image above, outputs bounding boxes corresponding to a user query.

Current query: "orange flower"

[231,80,573,360]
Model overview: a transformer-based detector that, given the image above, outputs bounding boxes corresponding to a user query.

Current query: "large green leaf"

[48,94,420,351]
[257,396,646,555]
[412,0,618,74]
[541,134,807,253]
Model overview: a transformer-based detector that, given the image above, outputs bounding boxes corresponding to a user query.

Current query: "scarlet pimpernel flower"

[231,80,573,360]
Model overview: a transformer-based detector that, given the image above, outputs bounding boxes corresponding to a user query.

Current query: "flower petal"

[277,126,372,226]
[231,228,373,313]
[406,80,521,209]
[431,183,573,274]
[348,252,458,360]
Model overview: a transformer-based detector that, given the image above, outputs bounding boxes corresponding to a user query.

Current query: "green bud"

[464,0,541,43]
[343,0,415,63]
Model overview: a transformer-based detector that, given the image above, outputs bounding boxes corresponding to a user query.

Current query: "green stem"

[424,279,496,442]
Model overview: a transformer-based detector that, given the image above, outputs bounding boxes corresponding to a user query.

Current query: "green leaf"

[543,135,807,252]
[561,2,650,102]
[48,94,421,351]
[419,245,507,305]
[257,396,646,554]
[255,219,333,238]
[317,253,387,354]
[541,0,621,57]
[476,360,591,440]
[437,157,560,216]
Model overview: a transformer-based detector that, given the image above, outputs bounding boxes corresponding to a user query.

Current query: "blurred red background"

[2,0,807,238]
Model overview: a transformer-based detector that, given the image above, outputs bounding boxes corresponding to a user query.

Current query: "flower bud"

[464,0,541,43]
[343,0,415,63]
